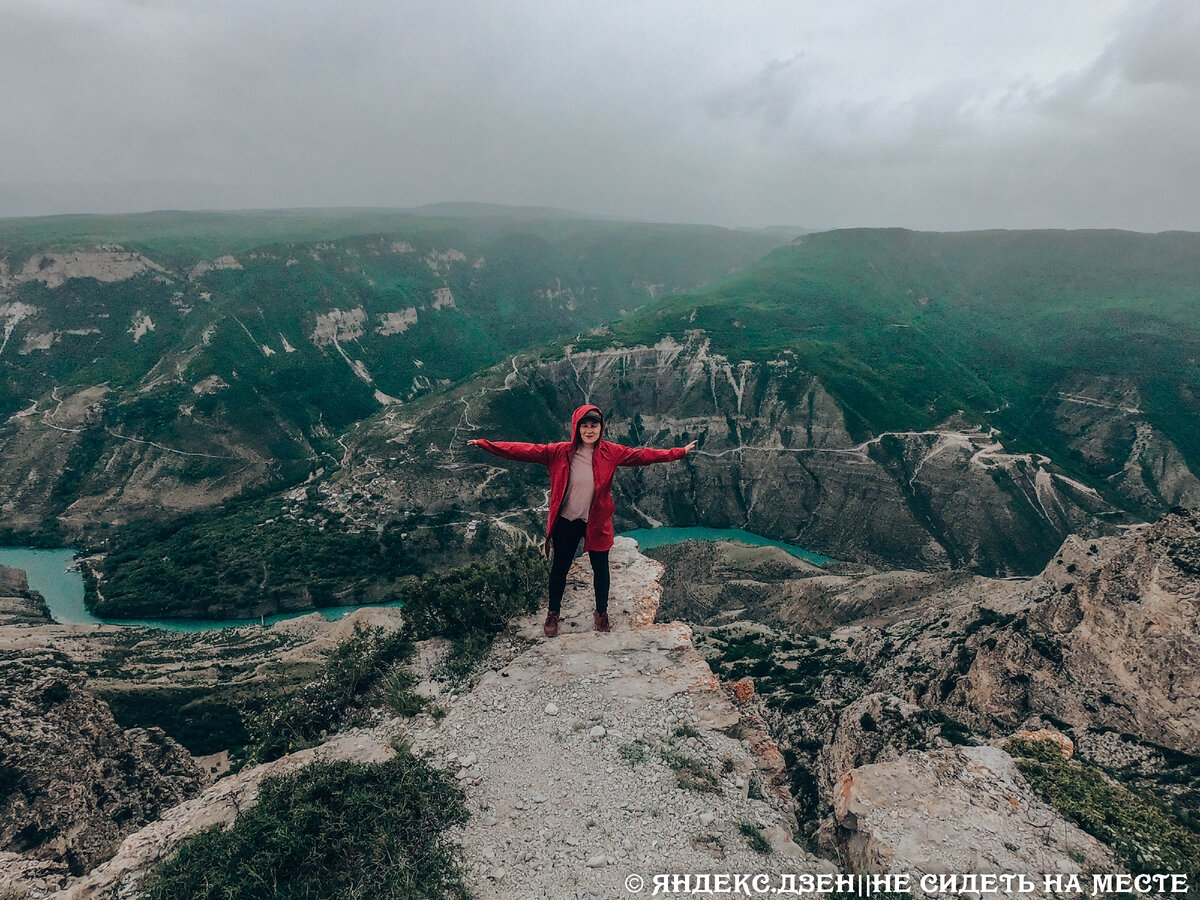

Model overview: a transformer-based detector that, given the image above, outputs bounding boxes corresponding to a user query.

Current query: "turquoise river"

[1,528,829,631]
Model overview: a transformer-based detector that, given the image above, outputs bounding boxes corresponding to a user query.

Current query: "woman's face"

[578,419,601,446]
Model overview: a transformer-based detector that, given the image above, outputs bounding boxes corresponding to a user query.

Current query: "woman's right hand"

[467,439,481,447]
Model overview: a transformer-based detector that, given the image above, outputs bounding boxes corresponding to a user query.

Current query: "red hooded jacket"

[472,404,688,555]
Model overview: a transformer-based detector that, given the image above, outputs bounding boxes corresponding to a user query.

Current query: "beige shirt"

[560,445,595,521]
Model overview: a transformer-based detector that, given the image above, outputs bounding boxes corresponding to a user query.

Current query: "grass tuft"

[737,821,773,855]
[660,747,720,793]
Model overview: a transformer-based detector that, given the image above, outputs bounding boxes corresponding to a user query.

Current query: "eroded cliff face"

[1002,514,1200,752]
[660,510,1200,877]
[0,565,51,626]
[1052,373,1200,513]
[1,222,783,540]
[339,333,1133,574]
[0,384,283,537]
[667,510,1200,755]
[0,667,202,886]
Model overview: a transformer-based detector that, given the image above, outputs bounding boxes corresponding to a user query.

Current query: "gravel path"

[400,537,831,899]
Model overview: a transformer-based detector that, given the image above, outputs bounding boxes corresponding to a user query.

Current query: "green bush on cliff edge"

[140,747,470,900]
[1006,738,1200,896]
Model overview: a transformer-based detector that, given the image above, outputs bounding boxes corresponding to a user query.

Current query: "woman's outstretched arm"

[615,439,697,467]
[467,438,554,465]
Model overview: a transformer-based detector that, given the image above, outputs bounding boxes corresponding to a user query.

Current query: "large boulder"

[823,746,1114,881]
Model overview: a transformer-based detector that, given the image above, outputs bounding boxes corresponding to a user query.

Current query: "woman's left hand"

[683,440,698,454]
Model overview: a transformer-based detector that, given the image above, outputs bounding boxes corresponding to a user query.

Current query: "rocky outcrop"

[671,509,1200,885]
[7,528,1187,898]
[833,510,1200,757]
[0,249,168,292]
[823,746,1114,879]
[0,565,52,626]
[0,667,202,886]
[1002,512,1200,754]
[401,541,830,898]
[720,511,1200,767]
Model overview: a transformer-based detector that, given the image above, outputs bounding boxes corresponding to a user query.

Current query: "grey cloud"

[1031,3,1200,125]
[1107,0,1200,88]
[704,54,809,128]
[0,0,1196,231]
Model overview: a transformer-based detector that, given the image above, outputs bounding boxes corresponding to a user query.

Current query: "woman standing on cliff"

[468,405,695,636]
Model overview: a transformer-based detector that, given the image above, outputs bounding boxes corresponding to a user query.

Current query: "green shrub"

[245,624,414,763]
[380,669,425,718]
[659,747,720,793]
[397,542,546,681]
[140,749,470,900]
[737,821,773,855]
[397,543,546,642]
[619,740,649,765]
[1007,738,1200,893]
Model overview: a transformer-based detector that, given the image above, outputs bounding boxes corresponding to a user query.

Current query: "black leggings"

[548,516,610,615]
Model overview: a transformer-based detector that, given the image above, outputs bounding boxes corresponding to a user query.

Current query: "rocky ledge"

[7,524,1196,899]
[0,667,202,894]
[0,565,52,626]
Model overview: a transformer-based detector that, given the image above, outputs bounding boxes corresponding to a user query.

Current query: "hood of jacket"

[570,404,605,449]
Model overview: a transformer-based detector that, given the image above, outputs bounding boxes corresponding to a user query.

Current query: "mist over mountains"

[2,207,1198,613]
[2,204,1200,898]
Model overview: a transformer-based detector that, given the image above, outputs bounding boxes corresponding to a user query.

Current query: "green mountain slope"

[0,208,783,537]
[301,228,1200,593]
[14,225,1200,616]
[580,228,1200,491]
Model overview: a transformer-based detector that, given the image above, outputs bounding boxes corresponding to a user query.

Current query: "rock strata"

[341,333,1131,575]
[0,564,52,626]
[0,667,202,887]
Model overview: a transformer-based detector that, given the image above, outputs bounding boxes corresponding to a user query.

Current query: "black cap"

[580,412,602,424]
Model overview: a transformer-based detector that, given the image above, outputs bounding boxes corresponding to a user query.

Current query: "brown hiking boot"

[543,611,560,637]
[594,611,610,633]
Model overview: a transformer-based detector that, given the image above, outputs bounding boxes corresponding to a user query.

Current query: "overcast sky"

[3,0,1198,230]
